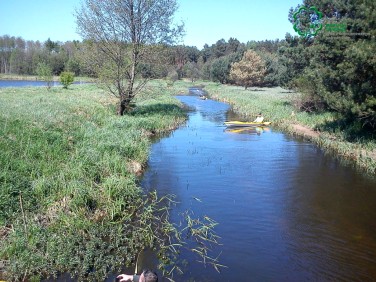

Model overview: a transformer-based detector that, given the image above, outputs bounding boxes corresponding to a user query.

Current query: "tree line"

[1,0,375,130]
[0,34,283,84]
[0,36,81,76]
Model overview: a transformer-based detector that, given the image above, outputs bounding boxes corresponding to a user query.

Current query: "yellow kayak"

[224,121,271,127]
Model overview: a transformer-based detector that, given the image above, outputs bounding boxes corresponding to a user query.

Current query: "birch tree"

[75,0,183,115]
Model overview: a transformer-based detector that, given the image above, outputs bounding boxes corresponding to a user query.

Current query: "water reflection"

[225,126,270,135]
[141,96,376,281]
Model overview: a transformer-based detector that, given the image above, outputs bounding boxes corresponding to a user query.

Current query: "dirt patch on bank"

[290,124,320,139]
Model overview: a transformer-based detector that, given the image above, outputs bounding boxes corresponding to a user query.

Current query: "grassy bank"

[203,82,376,174]
[0,81,188,280]
[0,73,42,80]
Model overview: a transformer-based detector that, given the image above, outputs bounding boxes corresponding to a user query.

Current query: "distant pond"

[0,80,88,88]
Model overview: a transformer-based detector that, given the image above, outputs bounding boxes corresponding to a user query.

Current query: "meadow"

[0,81,190,280]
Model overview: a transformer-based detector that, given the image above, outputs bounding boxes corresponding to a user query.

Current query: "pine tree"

[287,0,376,129]
[229,50,266,89]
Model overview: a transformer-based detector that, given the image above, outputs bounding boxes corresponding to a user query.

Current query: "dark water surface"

[141,96,376,281]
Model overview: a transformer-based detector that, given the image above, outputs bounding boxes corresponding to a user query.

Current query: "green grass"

[202,81,376,174]
[0,81,187,280]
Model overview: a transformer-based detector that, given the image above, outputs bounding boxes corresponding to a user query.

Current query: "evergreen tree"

[287,0,376,129]
[229,50,266,89]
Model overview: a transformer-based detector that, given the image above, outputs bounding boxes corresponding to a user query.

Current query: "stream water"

[140,96,376,281]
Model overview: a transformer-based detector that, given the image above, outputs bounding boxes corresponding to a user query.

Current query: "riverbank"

[202,82,376,174]
[0,81,187,280]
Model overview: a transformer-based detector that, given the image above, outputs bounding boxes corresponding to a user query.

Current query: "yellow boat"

[224,121,271,127]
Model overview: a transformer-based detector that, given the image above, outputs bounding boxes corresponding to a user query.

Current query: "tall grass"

[0,82,189,280]
[203,81,376,173]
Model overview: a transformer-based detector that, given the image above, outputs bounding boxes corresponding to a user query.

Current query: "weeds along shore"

[204,82,376,174]
[0,81,190,280]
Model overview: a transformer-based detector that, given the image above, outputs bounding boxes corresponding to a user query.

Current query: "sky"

[0,0,302,49]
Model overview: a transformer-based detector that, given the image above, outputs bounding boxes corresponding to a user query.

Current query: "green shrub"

[60,71,75,89]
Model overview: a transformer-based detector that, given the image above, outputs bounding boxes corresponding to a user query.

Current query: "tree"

[287,0,376,129]
[201,44,212,63]
[227,37,241,54]
[65,58,81,76]
[10,48,26,74]
[230,50,266,89]
[36,62,53,89]
[201,60,212,80]
[44,38,59,53]
[213,39,227,58]
[0,35,16,74]
[183,61,200,82]
[210,53,241,84]
[75,0,183,115]
[277,34,312,87]
[60,71,75,89]
[210,56,231,84]
[258,51,280,87]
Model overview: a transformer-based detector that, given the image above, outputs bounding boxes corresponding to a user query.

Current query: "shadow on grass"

[279,101,293,107]
[249,88,266,91]
[317,118,376,143]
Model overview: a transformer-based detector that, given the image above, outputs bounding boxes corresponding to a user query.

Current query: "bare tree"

[75,0,184,115]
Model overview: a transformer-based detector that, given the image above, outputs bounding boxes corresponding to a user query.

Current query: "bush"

[60,71,75,89]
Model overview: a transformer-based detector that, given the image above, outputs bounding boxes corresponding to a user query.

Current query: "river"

[140,96,376,281]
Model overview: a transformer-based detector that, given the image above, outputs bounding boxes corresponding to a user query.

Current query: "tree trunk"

[118,98,127,116]
[118,93,134,116]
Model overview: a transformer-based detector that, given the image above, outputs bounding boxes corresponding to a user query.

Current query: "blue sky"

[0,0,302,49]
